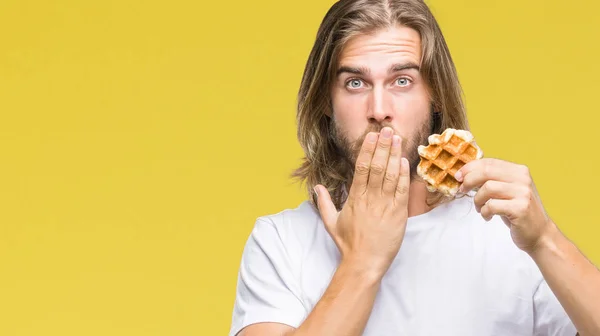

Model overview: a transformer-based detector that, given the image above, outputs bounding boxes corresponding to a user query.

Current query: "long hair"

[291,0,471,211]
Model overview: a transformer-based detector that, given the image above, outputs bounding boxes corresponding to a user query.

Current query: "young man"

[229,1,600,335]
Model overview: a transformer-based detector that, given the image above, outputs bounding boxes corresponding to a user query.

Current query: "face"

[330,25,432,178]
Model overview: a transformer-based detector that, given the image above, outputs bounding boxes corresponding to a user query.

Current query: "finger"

[394,157,410,205]
[473,180,522,213]
[349,132,379,198]
[480,199,518,222]
[368,127,394,195]
[458,158,529,193]
[382,135,403,196]
[314,185,339,232]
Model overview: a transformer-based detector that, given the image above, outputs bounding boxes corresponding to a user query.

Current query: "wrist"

[529,219,562,259]
[339,255,386,286]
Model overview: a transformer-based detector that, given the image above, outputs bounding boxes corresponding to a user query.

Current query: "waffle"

[417,128,483,196]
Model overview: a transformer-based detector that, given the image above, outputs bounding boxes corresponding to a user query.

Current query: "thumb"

[314,185,338,230]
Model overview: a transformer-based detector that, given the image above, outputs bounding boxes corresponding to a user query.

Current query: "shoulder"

[230,202,318,336]
[259,200,321,226]
[252,200,323,243]
[246,201,325,264]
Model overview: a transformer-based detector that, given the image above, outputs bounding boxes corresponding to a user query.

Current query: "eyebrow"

[336,63,420,76]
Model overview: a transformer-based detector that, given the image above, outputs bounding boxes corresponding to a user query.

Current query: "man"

[229,0,600,335]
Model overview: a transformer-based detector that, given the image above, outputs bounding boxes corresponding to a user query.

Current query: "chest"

[364,269,534,336]
[297,237,536,336]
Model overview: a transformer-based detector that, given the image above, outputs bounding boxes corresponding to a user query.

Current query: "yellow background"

[1,0,598,334]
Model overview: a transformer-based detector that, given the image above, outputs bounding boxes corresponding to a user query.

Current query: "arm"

[456,159,599,335]
[241,259,382,336]
[236,129,410,336]
[529,222,600,336]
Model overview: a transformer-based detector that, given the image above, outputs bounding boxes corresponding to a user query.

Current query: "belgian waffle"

[416,128,483,196]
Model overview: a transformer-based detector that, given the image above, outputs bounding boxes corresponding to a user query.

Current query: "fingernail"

[454,171,463,181]
[368,132,378,143]
[392,135,400,147]
[382,128,392,138]
[401,157,409,170]
[313,186,319,197]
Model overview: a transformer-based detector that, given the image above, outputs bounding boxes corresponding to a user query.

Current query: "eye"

[396,77,412,87]
[346,79,364,89]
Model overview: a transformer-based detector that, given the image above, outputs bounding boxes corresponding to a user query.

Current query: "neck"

[407,180,435,217]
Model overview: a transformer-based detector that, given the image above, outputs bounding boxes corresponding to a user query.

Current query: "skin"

[238,25,600,336]
[457,159,600,335]
[328,25,434,218]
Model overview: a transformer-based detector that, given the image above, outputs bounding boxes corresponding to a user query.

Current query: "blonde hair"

[291,0,471,211]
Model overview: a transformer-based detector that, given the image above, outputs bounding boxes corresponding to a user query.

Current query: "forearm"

[530,222,600,336]
[289,259,382,336]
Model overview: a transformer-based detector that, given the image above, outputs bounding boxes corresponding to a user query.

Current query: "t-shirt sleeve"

[533,279,578,336]
[229,218,307,336]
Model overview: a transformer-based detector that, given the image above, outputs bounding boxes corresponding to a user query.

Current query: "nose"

[367,86,393,123]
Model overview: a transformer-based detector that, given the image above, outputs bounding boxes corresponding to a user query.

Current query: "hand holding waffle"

[456,157,553,254]
[314,127,411,277]
[417,128,554,254]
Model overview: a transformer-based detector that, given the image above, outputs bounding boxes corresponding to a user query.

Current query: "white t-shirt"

[229,195,577,336]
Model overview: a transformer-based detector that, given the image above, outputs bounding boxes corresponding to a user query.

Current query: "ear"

[430,103,443,134]
[325,99,333,118]
[430,101,441,114]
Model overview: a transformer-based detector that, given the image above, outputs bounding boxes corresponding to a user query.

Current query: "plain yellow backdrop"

[1,0,598,335]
